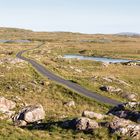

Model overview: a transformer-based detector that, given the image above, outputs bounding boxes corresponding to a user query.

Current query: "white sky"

[0,0,139,33]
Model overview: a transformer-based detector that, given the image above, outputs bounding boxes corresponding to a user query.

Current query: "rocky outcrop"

[106,117,132,132]
[116,124,140,139]
[75,117,99,131]
[62,117,99,131]
[0,96,16,112]
[107,102,140,123]
[0,58,24,64]
[121,61,140,66]
[100,85,138,101]
[64,101,75,107]
[102,62,109,67]
[122,92,137,101]
[106,117,140,139]
[13,104,45,126]
[0,97,16,120]
[100,85,122,93]
[102,76,131,86]
[82,111,106,119]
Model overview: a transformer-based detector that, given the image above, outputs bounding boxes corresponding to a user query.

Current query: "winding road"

[16,43,121,106]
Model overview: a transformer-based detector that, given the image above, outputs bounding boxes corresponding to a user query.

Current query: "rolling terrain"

[0,28,140,140]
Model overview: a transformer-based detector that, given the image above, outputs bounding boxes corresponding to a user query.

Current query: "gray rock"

[100,85,122,93]
[82,111,106,119]
[102,76,131,86]
[106,116,140,139]
[107,102,140,123]
[20,85,27,91]
[75,117,99,131]
[124,102,140,109]
[0,96,16,112]
[64,101,75,107]
[102,77,113,82]
[122,93,137,101]
[106,117,131,131]
[102,62,109,67]
[13,104,45,126]
[116,124,140,139]
[62,117,99,131]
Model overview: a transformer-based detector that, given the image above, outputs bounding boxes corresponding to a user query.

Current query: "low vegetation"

[0,28,140,140]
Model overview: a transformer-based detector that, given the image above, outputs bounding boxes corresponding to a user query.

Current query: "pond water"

[64,54,140,63]
[0,40,30,43]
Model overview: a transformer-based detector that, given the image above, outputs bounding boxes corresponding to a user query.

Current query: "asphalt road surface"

[16,43,121,106]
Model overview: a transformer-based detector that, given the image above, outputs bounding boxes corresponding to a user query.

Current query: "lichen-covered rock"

[82,111,106,119]
[100,85,122,93]
[0,58,24,64]
[0,97,16,120]
[62,117,99,131]
[106,117,140,139]
[122,93,137,101]
[0,96,16,112]
[123,102,140,109]
[116,124,140,139]
[108,102,140,123]
[75,117,99,131]
[106,117,131,131]
[13,104,45,126]
[64,101,75,107]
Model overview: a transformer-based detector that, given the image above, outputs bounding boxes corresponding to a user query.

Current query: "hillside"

[0,28,140,140]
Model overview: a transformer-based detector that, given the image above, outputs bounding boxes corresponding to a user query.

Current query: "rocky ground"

[0,28,140,140]
[0,96,140,139]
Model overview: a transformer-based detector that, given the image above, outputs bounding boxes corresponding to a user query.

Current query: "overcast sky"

[0,0,139,34]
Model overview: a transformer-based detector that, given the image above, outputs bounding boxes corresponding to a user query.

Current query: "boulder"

[100,86,122,93]
[102,76,131,87]
[0,58,24,64]
[0,96,16,112]
[122,93,137,101]
[102,62,109,67]
[13,104,45,126]
[106,117,140,139]
[75,117,99,131]
[82,111,106,119]
[62,117,99,131]
[64,101,75,107]
[106,117,131,131]
[116,124,140,139]
[108,102,140,123]
[102,77,113,82]
[124,102,140,109]
[20,85,27,91]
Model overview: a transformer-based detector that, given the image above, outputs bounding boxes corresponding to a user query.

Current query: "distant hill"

[0,27,33,39]
[0,27,32,32]
[116,32,140,37]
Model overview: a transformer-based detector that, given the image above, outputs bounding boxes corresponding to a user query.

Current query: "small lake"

[0,40,30,43]
[64,54,140,63]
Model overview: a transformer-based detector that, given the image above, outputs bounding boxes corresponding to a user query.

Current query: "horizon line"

[0,26,140,35]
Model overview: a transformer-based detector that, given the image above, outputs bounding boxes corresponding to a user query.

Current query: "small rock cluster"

[102,76,131,87]
[100,85,138,101]
[13,104,45,126]
[82,110,106,119]
[62,102,140,139]
[107,102,140,123]
[121,61,140,66]
[0,96,16,120]
[0,96,45,126]
[0,58,24,64]
[106,117,140,139]
[100,85,122,93]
